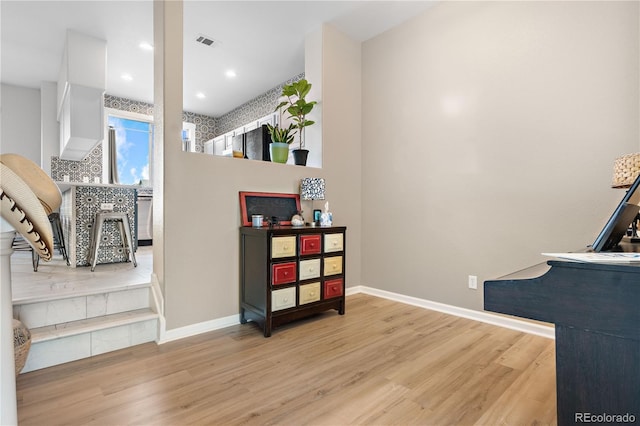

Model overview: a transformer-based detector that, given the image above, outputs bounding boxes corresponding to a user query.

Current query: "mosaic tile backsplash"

[216,73,305,135]
[51,145,104,183]
[51,72,303,180]
[105,95,217,154]
[73,186,137,267]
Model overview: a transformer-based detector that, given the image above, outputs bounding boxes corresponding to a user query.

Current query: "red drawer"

[324,278,343,299]
[272,262,297,285]
[300,234,322,255]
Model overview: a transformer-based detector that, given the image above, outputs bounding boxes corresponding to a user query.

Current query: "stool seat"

[88,211,137,271]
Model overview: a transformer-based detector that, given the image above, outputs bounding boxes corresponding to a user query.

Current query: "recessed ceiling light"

[225,70,237,78]
[121,73,133,81]
[196,92,206,99]
[139,42,153,51]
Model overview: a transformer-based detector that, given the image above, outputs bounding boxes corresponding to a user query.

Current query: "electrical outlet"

[100,203,114,211]
[468,275,478,290]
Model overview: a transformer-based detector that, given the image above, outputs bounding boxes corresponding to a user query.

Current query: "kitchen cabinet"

[209,112,279,158]
[57,30,106,161]
[224,132,235,151]
[240,226,346,337]
[257,114,277,128]
[204,139,214,155]
[204,135,225,155]
[58,85,104,161]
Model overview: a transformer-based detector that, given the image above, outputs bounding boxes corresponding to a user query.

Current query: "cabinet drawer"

[299,282,321,305]
[323,256,343,276]
[272,236,296,258]
[300,234,322,255]
[272,262,297,285]
[272,287,296,311]
[299,258,321,280]
[324,278,343,299]
[324,233,344,253]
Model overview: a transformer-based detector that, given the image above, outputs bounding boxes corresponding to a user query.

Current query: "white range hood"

[57,30,106,161]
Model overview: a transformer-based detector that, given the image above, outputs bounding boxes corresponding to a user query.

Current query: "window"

[105,108,197,186]
[182,122,197,153]
[108,113,153,185]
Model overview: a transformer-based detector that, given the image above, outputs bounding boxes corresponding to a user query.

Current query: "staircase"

[13,283,160,372]
[10,246,161,373]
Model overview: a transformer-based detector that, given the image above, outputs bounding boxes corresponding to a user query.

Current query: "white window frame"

[103,108,154,186]
[182,122,197,153]
[104,108,198,184]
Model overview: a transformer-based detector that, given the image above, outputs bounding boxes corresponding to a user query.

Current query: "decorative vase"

[291,213,304,227]
[13,319,31,376]
[269,142,289,164]
[293,149,309,166]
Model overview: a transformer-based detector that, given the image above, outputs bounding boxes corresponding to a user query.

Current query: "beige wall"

[159,21,362,330]
[158,1,639,329]
[361,1,640,310]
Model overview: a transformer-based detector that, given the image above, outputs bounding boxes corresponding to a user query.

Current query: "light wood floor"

[16,294,557,425]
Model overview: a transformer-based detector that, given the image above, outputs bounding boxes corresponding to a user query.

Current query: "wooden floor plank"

[16,293,556,425]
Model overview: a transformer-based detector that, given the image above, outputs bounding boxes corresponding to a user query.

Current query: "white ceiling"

[1,1,435,117]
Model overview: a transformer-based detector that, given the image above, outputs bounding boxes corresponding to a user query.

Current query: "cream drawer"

[271,236,296,258]
[299,258,321,280]
[299,282,321,305]
[324,233,344,253]
[272,287,296,311]
[324,256,343,276]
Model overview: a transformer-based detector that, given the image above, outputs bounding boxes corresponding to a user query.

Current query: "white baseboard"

[159,314,240,344]
[156,286,554,344]
[347,285,555,340]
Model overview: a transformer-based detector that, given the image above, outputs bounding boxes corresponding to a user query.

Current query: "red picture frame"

[239,191,301,226]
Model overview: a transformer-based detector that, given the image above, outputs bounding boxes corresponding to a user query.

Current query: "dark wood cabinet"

[240,225,346,337]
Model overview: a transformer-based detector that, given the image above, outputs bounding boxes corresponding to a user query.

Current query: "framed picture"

[239,191,301,226]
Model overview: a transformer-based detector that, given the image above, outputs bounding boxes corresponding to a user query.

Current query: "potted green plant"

[275,79,317,166]
[266,123,295,164]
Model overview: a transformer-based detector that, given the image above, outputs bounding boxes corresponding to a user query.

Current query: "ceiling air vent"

[195,34,218,47]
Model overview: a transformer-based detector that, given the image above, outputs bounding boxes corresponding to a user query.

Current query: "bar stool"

[88,211,137,272]
[11,234,39,272]
[49,213,70,266]
[13,212,70,271]
[38,212,69,269]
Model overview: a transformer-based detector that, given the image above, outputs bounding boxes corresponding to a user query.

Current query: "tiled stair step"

[30,308,159,343]
[13,283,152,329]
[22,308,159,373]
[12,281,152,305]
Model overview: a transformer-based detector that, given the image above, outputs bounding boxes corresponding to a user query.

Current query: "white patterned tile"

[18,296,87,329]
[91,324,131,355]
[51,83,302,180]
[87,288,149,317]
[74,186,137,266]
[22,334,91,372]
[131,319,158,345]
[51,145,103,182]
[216,73,303,135]
[86,293,108,317]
